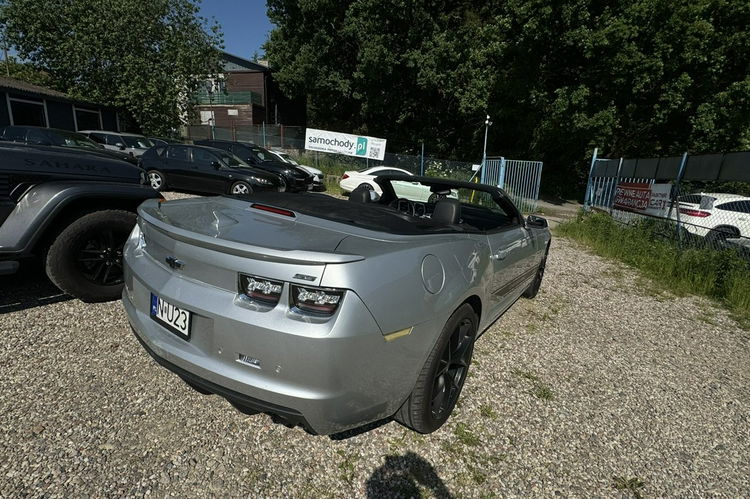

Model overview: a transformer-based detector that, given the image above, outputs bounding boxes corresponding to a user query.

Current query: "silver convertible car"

[122,175,551,435]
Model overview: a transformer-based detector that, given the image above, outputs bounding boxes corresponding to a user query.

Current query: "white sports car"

[340,166,442,201]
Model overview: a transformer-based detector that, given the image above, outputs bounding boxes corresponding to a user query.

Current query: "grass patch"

[530,384,554,401]
[511,369,540,383]
[479,404,498,419]
[454,422,481,446]
[613,476,645,498]
[512,369,555,401]
[557,211,750,323]
[336,450,359,485]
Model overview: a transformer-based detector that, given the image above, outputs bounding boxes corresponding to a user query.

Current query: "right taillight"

[291,285,345,316]
[679,208,711,217]
[341,173,349,180]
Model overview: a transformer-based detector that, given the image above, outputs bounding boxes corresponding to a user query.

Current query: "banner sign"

[304,128,387,160]
[613,182,672,216]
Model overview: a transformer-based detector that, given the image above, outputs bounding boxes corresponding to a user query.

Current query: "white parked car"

[80,130,155,157]
[340,166,445,202]
[270,150,325,191]
[673,192,750,242]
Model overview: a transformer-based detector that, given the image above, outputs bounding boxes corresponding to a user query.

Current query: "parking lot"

[1,225,748,497]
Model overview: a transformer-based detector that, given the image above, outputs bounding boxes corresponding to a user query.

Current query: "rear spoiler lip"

[138,205,366,265]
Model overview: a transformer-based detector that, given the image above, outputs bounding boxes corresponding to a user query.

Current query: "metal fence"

[584,148,750,258]
[482,157,544,213]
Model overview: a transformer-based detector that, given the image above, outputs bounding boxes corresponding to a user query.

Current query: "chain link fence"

[584,149,750,260]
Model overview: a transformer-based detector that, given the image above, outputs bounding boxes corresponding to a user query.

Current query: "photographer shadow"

[366,451,453,498]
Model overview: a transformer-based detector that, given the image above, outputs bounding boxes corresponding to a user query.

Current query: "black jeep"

[0,142,160,302]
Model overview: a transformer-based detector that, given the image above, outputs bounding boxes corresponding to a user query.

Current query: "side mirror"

[526,215,548,228]
[211,160,221,169]
[115,142,126,150]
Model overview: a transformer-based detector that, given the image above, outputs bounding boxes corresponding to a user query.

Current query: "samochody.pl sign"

[613,182,672,216]
[304,128,387,160]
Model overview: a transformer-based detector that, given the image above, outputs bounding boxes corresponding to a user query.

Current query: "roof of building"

[221,51,270,73]
[0,76,70,99]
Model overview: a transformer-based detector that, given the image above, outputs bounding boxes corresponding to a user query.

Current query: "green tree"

[1,0,223,135]
[266,0,750,196]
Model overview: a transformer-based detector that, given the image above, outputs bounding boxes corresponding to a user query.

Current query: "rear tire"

[705,226,739,247]
[394,303,477,433]
[45,210,137,303]
[147,170,166,191]
[230,181,252,195]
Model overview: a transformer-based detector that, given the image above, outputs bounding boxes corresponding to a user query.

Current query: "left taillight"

[291,285,345,316]
[239,274,284,305]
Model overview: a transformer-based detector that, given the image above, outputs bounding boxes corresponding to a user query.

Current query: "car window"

[167,146,190,161]
[102,134,122,146]
[26,128,50,145]
[716,200,750,214]
[456,189,519,231]
[217,151,248,168]
[678,194,702,205]
[699,196,716,210]
[248,145,273,161]
[191,148,217,168]
[153,146,166,157]
[57,131,100,149]
[1,126,26,141]
[122,135,153,149]
[87,132,106,144]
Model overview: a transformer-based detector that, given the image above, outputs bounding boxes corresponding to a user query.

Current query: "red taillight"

[250,203,295,217]
[291,285,345,316]
[679,208,711,217]
[341,173,349,180]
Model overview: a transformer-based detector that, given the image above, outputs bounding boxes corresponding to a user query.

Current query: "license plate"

[150,294,191,339]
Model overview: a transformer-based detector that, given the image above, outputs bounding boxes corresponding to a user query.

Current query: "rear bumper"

[122,250,431,435]
[131,326,312,431]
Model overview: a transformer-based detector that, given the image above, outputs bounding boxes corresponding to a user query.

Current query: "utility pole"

[480,114,492,183]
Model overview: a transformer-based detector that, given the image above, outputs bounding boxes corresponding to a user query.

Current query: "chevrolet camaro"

[122,175,551,435]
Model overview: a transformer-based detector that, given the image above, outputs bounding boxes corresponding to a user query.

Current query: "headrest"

[349,185,372,203]
[432,198,461,225]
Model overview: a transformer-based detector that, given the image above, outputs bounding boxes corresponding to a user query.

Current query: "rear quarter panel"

[322,233,492,339]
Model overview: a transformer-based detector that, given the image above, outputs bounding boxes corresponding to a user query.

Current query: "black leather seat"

[432,198,461,225]
[349,185,373,203]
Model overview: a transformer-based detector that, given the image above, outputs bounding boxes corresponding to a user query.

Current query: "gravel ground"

[1,195,748,497]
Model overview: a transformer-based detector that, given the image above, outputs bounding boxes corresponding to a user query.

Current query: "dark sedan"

[0,125,139,165]
[140,144,285,195]
[195,139,313,192]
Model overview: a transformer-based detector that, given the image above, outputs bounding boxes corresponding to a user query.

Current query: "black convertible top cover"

[229,191,460,235]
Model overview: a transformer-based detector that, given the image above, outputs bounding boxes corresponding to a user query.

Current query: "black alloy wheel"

[46,210,137,302]
[430,316,474,419]
[75,228,126,286]
[395,303,477,433]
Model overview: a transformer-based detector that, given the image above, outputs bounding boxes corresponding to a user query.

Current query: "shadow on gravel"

[365,451,453,498]
[0,262,73,313]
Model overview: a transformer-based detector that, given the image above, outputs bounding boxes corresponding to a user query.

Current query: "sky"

[199,1,274,59]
